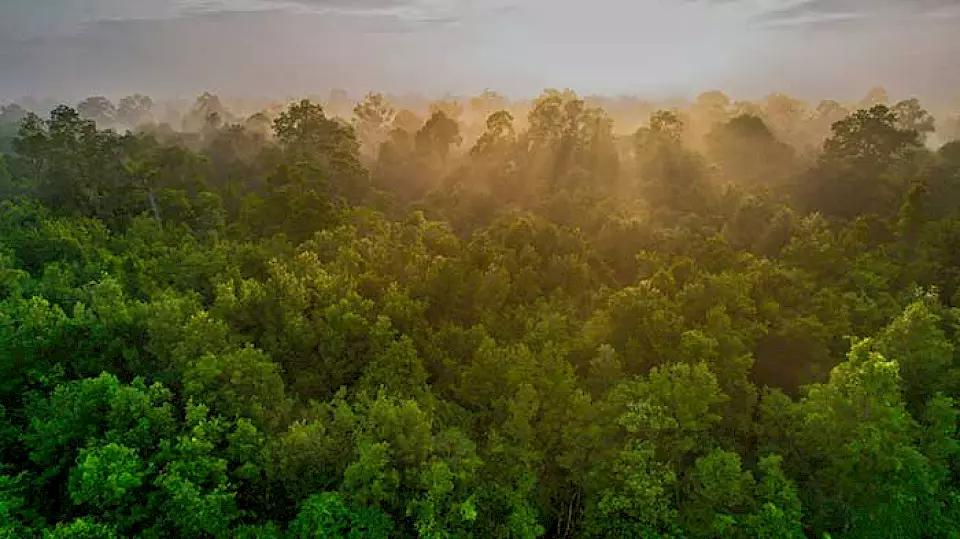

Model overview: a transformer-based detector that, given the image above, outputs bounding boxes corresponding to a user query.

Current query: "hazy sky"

[1,0,959,102]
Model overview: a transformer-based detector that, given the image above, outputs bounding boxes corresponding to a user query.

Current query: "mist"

[6,2,960,538]
[2,0,960,103]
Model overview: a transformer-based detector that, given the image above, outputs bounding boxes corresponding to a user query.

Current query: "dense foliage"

[1,89,960,537]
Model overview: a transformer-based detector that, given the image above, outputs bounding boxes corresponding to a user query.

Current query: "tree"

[635,110,710,213]
[274,99,369,204]
[429,98,464,121]
[76,96,117,128]
[43,518,119,538]
[580,440,680,538]
[242,161,339,243]
[692,90,731,124]
[681,450,803,538]
[117,94,155,129]
[788,339,956,537]
[760,93,808,147]
[588,283,685,374]
[373,124,428,199]
[69,443,146,511]
[0,104,28,153]
[353,93,395,154]
[471,110,515,158]
[873,296,957,416]
[705,114,794,187]
[6,85,960,538]
[860,86,890,108]
[521,89,619,194]
[287,491,393,538]
[892,98,936,139]
[0,104,27,128]
[182,345,290,429]
[800,105,923,219]
[810,100,850,142]
[11,106,145,225]
[243,112,273,138]
[689,90,731,141]
[470,90,507,118]
[183,92,230,132]
[416,111,462,162]
[392,109,423,133]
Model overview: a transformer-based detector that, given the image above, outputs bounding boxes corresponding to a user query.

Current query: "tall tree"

[76,96,117,128]
[635,110,710,213]
[892,98,936,139]
[705,114,794,187]
[353,93,395,155]
[117,94,155,129]
[274,99,368,203]
[800,105,924,219]
[416,111,462,162]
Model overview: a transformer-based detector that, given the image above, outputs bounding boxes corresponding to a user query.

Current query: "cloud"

[177,0,475,24]
[0,6,512,102]
[258,0,413,8]
[0,0,468,45]
[0,0,181,40]
[181,0,406,14]
[749,0,960,27]
[686,0,960,28]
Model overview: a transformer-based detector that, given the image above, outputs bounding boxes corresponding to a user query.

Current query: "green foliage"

[636,110,712,214]
[801,104,924,219]
[274,99,368,204]
[183,345,290,429]
[706,114,795,187]
[417,111,462,162]
[69,443,146,509]
[288,491,393,538]
[581,440,679,538]
[783,340,959,537]
[43,518,118,538]
[682,450,803,538]
[0,92,958,538]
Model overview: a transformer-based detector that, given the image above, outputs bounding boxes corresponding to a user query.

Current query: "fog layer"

[2,0,959,102]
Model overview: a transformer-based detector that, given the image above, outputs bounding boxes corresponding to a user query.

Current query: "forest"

[0,87,959,538]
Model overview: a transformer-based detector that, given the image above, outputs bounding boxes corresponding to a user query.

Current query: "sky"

[1,0,959,103]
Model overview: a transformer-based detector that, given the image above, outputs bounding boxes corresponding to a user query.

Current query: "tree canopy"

[0,88,958,537]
